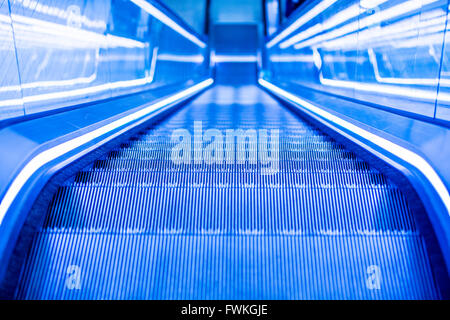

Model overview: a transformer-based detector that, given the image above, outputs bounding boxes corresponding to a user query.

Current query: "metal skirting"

[13,85,441,299]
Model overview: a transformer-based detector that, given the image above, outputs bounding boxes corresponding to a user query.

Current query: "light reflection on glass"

[265,0,450,119]
[0,2,23,118]
[0,0,208,120]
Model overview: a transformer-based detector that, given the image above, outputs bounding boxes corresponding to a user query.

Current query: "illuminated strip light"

[212,55,258,63]
[322,55,365,63]
[279,1,388,49]
[294,0,439,50]
[0,78,214,225]
[0,98,22,107]
[105,54,148,61]
[130,0,206,48]
[10,14,145,49]
[0,86,107,107]
[0,52,195,101]
[258,78,450,215]
[108,76,153,90]
[0,14,12,25]
[0,74,160,107]
[0,50,187,105]
[266,0,338,49]
[360,0,390,9]
[0,15,143,50]
[3,52,156,97]
[13,0,106,29]
[0,74,98,94]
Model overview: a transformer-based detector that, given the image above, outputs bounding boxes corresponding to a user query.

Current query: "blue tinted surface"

[265,0,450,122]
[436,5,450,121]
[160,0,207,34]
[0,1,23,120]
[212,24,259,84]
[10,0,112,114]
[0,0,208,120]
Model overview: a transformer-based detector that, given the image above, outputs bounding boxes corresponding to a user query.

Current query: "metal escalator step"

[43,185,414,233]
[91,158,372,172]
[74,169,389,187]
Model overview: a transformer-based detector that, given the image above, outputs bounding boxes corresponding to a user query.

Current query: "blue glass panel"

[266,0,361,98]
[0,0,24,120]
[155,25,205,85]
[354,0,446,117]
[106,0,208,96]
[10,0,112,115]
[160,0,206,34]
[151,21,208,87]
[108,0,152,96]
[264,0,449,121]
[0,0,208,122]
[313,0,360,99]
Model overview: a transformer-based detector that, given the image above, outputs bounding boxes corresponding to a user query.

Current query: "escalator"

[1,18,448,300]
[8,82,444,299]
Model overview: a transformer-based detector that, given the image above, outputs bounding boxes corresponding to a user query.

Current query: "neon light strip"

[0,74,160,108]
[157,53,205,63]
[258,78,450,216]
[0,74,98,93]
[266,0,337,49]
[0,78,214,224]
[130,0,206,48]
[360,0,389,9]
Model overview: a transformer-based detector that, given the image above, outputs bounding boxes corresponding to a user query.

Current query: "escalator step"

[16,234,436,299]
